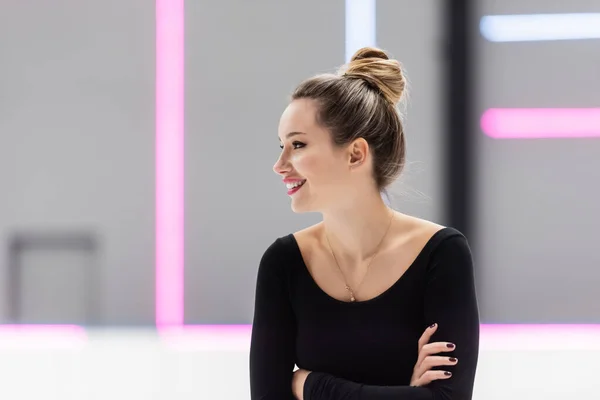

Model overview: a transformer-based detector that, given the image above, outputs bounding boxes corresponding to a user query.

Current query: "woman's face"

[274,99,359,213]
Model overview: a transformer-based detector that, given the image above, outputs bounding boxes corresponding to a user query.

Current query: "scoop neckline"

[285,227,453,306]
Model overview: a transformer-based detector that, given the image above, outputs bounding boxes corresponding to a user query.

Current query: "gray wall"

[184,0,446,324]
[18,0,599,326]
[474,0,600,323]
[0,0,445,325]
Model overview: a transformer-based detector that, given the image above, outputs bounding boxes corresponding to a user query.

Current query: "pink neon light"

[161,324,600,351]
[481,108,600,139]
[156,0,185,327]
[480,324,600,350]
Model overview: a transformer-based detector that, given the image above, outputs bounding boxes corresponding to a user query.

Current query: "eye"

[279,141,306,150]
[292,141,306,149]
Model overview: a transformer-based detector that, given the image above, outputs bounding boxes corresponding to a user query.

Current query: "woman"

[249,47,479,400]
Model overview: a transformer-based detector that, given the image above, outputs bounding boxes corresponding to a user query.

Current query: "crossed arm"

[250,235,480,400]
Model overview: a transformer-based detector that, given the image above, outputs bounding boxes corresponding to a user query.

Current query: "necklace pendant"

[345,285,356,302]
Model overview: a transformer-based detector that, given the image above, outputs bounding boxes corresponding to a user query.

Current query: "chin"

[288,185,323,213]
[290,197,316,214]
[290,202,311,213]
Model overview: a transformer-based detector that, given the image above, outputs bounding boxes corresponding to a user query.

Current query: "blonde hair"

[291,47,407,190]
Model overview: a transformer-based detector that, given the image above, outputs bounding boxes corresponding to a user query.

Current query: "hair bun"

[342,47,405,105]
[351,47,390,61]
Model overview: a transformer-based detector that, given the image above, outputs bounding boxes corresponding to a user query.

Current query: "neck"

[321,191,394,267]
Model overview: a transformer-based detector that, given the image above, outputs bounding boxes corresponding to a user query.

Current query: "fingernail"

[449,357,457,362]
[446,343,455,349]
[444,371,452,376]
[429,323,436,328]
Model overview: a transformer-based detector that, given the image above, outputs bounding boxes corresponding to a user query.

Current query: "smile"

[285,179,306,195]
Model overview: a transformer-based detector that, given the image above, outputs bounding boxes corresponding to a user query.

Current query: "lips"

[283,179,306,195]
[285,180,306,190]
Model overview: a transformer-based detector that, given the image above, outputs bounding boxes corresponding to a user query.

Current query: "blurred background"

[1,0,599,398]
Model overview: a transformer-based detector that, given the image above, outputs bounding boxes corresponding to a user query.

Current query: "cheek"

[290,152,320,175]
[291,151,345,181]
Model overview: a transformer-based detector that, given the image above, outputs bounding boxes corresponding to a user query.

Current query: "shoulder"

[256,231,303,281]
[259,234,296,265]
[258,223,321,271]
[417,225,473,277]
[395,213,466,243]
[392,213,471,267]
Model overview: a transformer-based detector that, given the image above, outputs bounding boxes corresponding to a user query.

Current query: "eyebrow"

[279,131,307,141]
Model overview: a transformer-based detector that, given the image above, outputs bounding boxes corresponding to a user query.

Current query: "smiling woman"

[250,47,480,400]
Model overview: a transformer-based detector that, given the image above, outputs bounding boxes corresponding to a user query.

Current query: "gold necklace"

[325,211,395,302]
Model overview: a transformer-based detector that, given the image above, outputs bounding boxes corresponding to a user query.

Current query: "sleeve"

[249,238,298,400]
[303,233,480,400]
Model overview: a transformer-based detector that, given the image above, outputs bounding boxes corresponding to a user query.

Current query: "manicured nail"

[449,357,457,362]
[429,323,437,328]
[444,371,452,376]
[446,343,455,349]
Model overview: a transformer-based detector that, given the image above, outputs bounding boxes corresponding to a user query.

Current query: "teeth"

[286,180,305,189]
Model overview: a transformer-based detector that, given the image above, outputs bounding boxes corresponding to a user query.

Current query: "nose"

[273,151,290,176]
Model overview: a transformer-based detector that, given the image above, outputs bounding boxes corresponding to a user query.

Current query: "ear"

[348,138,368,168]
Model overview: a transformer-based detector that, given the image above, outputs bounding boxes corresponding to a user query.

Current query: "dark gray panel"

[8,232,99,325]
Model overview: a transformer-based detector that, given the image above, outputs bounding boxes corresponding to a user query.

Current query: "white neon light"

[345,0,376,62]
[480,13,600,42]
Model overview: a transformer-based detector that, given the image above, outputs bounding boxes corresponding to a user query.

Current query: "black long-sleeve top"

[249,227,480,399]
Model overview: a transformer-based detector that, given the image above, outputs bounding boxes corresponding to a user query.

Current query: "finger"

[416,370,453,386]
[417,323,438,350]
[415,356,458,377]
[421,341,456,357]
[423,355,458,368]
[417,341,456,367]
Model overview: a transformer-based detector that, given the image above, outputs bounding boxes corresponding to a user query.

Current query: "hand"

[410,323,458,387]
[292,368,311,399]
